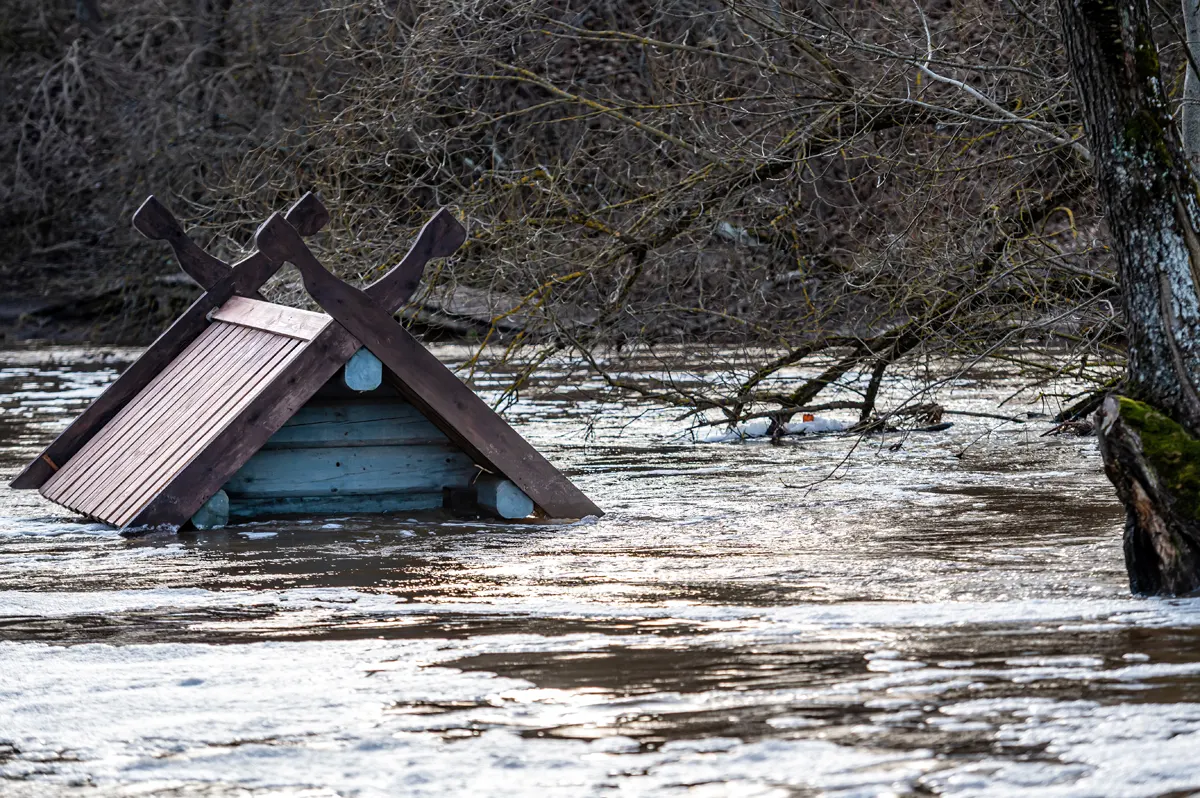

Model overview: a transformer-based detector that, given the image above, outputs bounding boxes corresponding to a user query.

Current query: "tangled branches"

[8,0,1176,423]
[0,1,326,339]
[225,0,1128,423]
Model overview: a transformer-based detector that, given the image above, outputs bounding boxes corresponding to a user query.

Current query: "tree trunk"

[1184,0,1200,163]
[1058,0,1200,594]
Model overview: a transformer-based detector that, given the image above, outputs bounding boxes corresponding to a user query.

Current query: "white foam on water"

[692,415,849,443]
[927,699,1200,797]
[4,587,1199,635]
[0,638,943,796]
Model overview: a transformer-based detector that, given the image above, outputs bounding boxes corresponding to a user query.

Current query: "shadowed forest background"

[3,0,1185,427]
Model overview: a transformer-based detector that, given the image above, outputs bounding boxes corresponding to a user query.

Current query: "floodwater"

[1,345,1195,797]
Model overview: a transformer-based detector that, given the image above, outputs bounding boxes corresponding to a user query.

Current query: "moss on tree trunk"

[1098,396,1200,595]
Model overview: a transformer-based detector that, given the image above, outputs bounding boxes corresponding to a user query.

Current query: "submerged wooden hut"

[10,195,601,531]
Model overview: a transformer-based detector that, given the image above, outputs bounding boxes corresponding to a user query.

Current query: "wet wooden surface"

[10,194,330,492]
[253,213,602,520]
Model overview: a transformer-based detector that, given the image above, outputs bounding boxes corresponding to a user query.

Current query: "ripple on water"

[5,346,1196,797]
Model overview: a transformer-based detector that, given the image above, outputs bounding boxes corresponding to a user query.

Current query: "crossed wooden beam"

[12,194,602,524]
[250,211,603,521]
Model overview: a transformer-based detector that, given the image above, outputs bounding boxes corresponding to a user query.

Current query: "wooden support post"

[343,348,383,391]
[190,489,229,530]
[476,476,534,519]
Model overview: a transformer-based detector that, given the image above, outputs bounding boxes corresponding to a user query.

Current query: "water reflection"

[6,345,1196,797]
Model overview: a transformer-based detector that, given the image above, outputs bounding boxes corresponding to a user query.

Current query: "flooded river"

[2,346,1195,796]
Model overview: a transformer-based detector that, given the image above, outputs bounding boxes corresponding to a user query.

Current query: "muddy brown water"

[2,346,1196,797]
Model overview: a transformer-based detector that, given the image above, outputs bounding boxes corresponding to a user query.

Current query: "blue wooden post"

[190,489,229,530]
[343,348,383,391]
[476,476,534,519]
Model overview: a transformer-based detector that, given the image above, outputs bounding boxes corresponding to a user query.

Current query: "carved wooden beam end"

[367,208,467,313]
[133,196,230,289]
[286,192,330,237]
[134,193,332,291]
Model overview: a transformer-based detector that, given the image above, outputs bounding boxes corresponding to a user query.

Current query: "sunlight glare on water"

[2,345,1196,797]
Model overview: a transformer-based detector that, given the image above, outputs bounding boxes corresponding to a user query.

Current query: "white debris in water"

[693,415,848,443]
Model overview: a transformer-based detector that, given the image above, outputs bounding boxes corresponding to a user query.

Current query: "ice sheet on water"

[0,637,943,796]
[8,630,1200,796]
[0,513,117,539]
[0,587,397,618]
[926,699,1200,797]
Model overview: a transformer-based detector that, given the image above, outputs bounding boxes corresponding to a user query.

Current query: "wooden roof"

[12,195,602,530]
[41,318,306,527]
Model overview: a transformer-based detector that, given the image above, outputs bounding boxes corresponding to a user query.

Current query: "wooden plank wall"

[222,393,481,519]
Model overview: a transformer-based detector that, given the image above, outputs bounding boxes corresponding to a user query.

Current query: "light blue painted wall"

[226,443,477,498]
[228,492,443,519]
[220,381,536,523]
[262,401,447,449]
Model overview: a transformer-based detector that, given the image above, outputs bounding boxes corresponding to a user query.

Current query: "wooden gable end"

[17,197,600,531]
[219,359,517,521]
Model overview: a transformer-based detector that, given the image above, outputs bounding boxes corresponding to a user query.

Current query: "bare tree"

[221,0,1118,432]
[1060,0,1200,594]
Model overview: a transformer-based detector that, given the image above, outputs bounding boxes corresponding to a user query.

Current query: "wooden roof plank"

[106,330,295,524]
[47,324,243,512]
[211,296,331,341]
[93,327,286,524]
[11,194,330,491]
[63,324,259,522]
[113,333,303,527]
[42,323,238,508]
